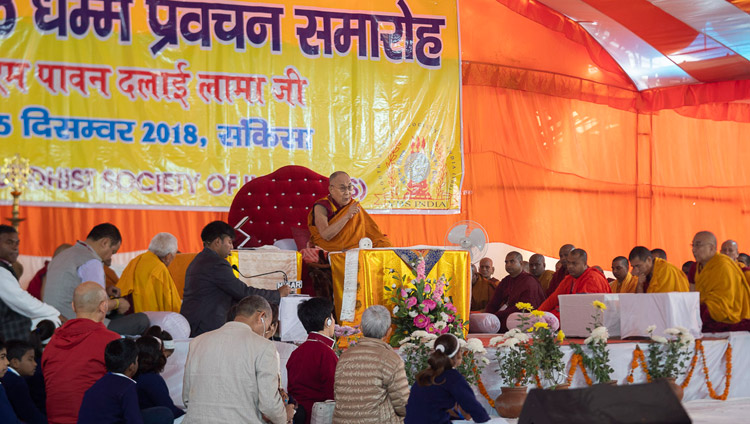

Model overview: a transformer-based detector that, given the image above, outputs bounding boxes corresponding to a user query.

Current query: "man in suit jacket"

[183,295,295,424]
[180,221,290,337]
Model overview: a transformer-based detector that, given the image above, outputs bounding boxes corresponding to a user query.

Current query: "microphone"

[232,264,288,283]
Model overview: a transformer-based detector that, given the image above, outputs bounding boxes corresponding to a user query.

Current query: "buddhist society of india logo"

[397,136,439,200]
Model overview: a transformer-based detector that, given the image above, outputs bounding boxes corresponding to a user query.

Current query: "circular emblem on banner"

[351,177,367,201]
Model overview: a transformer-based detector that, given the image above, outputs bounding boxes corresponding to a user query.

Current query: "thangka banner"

[0,0,462,212]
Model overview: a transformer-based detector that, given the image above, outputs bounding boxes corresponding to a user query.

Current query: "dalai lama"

[308,171,392,251]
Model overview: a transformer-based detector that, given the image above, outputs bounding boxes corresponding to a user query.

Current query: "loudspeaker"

[518,380,691,424]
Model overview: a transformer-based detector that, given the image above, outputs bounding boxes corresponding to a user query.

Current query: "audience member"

[78,338,173,424]
[42,282,120,424]
[470,258,499,311]
[27,244,72,301]
[651,248,667,261]
[539,249,611,319]
[183,295,294,423]
[404,334,489,424]
[135,336,184,419]
[44,223,149,335]
[287,297,338,424]
[484,252,545,332]
[629,246,689,293]
[0,225,63,342]
[0,339,20,423]
[333,305,409,423]
[1,340,46,424]
[692,231,750,332]
[529,254,554,293]
[181,221,290,337]
[143,326,175,359]
[27,320,55,415]
[545,244,574,297]
[738,253,750,269]
[118,233,182,313]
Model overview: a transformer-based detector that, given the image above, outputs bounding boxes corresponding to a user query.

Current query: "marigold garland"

[625,346,652,384]
[476,374,495,408]
[565,353,593,386]
[679,340,732,400]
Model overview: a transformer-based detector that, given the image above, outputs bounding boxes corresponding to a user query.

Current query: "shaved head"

[529,254,546,278]
[738,253,750,268]
[329,171,349,181]
[478,257,494,279]
[568,248,587,264]
[73,282,108,314]
[721,240,739,261]
[566,248,588,278]
[692,231,717,265]
[651,248,667,260]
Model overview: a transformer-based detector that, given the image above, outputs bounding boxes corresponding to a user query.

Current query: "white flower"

[513,332,530,343]
[481,357,491,364]
[458,338,468,348]
[467,338,486,354]
[399,337,412,345]
[411,330,431,339]
[489,336,505,346]
[501,338,520,348]
[663,327,680,336]
[651,335,668,344]
[391,283,397,288]
[592,326,609,340]
[440,312,451,322]
[646,325,657,334]
[409,311,418,317]
[506,328,522,337]
[425,339,435,349]
[393,306,400,315]
[678,332,695,347]
[675,326,690,333]
[435,321,447,330]
[400,342,415,351]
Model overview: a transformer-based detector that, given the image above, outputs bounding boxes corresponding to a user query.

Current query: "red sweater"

[539,267,611,319]
[286,332,338,424]
[42,318,120,424]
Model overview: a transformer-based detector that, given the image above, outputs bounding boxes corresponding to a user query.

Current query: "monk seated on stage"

[529,253,554,294]
[308,171,392,251]
[471,258,499,311]
[117,233,182,313]
[610,256,637,293]
[692,231,750,332]
[721,239,750,283]
[484,252,545,332]
[539,248,611,319]
[628,246,689,293]
[544,243,575,298]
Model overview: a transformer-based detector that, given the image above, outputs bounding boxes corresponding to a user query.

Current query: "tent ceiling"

[535,0,750,90]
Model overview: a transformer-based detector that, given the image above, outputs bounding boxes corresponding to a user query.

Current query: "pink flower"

[422,299,437,312]
[417,260,426,280]
[440,326,450,334]
[445,303,457,313]
[424,284,432,294]
[447,314,455,323]
[426,324,437,334]
[414,314,430,328]
[400,288,408,298]
[406,297,417,308]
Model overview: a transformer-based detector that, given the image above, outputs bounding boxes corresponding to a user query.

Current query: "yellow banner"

[0,0,462,212]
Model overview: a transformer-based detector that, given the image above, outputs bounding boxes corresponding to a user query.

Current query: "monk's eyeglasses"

[331,185,353,192]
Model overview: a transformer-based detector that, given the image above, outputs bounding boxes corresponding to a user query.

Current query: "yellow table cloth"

[330,249,470,328]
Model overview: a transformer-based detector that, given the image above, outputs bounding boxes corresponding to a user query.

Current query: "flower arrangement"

[569,300,614,384]
[489,303,566,387]
[645,325,695,380]
[399,330,489,386]
[333,324,361,356]
[385,258,465,347]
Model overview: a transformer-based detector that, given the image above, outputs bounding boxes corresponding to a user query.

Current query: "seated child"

[0,340,20,423]
[0,340,46,423]
[135,336,184,419]
[78,338,173,424]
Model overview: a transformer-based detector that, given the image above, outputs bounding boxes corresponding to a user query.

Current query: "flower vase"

[494,386,527,418]
[550,383,570,390]
[663,377,684,401]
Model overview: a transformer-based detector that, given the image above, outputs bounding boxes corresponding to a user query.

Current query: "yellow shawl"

[308,199,392,251]
[610,272,638,293]
[648,258,689,293]
[696,253,750,324]
[117,251,182,313]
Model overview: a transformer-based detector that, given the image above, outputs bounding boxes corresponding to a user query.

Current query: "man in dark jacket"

[180,221,290,337]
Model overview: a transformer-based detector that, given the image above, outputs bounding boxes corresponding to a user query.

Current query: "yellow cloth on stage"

[167,253,198,298]
[308,200,392,251]
[330,250,470,332]
[696,253,750,324]
[537,270,554,293]
[118,251,182,313]
[610,272,638,293]
[648,258,689,293]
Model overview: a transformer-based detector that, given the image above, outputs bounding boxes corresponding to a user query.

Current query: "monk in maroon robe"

[485,251,545,332]
[539,248,611,319]
[544,243,575,298]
